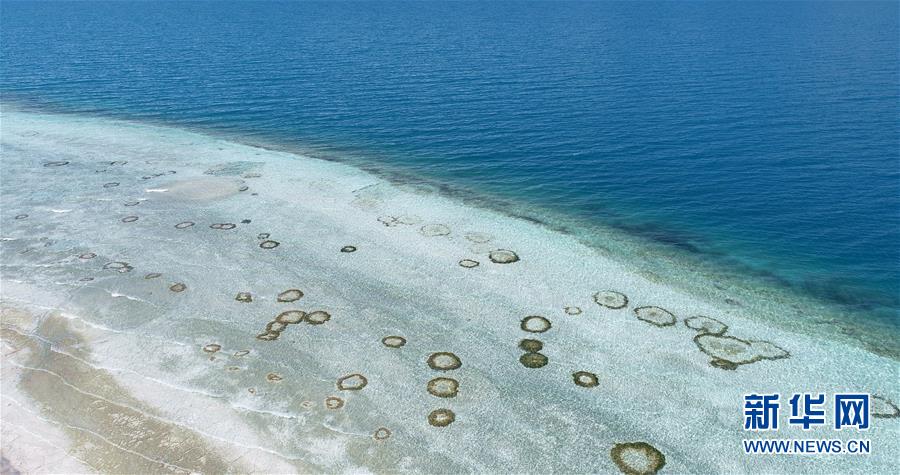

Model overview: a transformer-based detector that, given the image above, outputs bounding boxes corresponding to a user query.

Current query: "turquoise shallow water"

[2,1,898,337]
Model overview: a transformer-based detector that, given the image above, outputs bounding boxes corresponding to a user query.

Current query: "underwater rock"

[521,315,552,333]
[203,344,221,353]
[458,259,480,268]
[373,427,392,441]
[593,290,629,309]
[427,352,462,371]
[14,214,28,220]
[257,233,270,240]
[209,223,236,230]
[169,283,187,293]
[382,336,407,348]
[872,395,900,418]
[235,292,253,303]
[427,377,459,398]
[427,408,456,427]
[259,240,280,249]
[78,252,96,259]
[610,442,666,475]
[519,339,543,352]
[325,396,345,410]
[175,221,195,229]
[337,373,368,391]
[633,306,676,327]
[305,310,331,325]
[277,289,303,302]
[684,316,728,335]
[573,371,599,388]
[340,245,357,253]
[519,352,549,368]
[275,310,305,324]
[103,182,119,188]
[123,200,141,206]
[489,249,519,264]
[43,161,69,167]
[420,224,451,237]
[121,216,139,223]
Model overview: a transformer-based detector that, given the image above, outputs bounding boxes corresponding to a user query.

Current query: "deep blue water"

[2,1,898,330]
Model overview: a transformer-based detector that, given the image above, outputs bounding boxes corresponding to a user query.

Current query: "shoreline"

[2,100,897,360]
[1,107,898,472]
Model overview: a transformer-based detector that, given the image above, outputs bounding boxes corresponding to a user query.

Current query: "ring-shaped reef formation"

[266,321,288,333]
[464,232,493,243]
[593,290,629,309]
[521,315,552,333]
[633,306,676,327]
[257,233,270,240]
[275,310,305,324]
[872,395,900,418]
[519,339,543,352]
[259,240,280,249]
[256,331,280,341]
[573,371,599,388]
[43,161,69,167]
[121,216,139,223]
[694,334,790,369]
[209,223,236,230]
[427,377,459,398]
[103,261,133,273]
[277,289,303,302]
[305,310,331,325]
[340,245,357,253]
[14,214,28,220]
[325,396,345,410]
[427,408,456,427]
[564,306,583,315]
[683,316,728,336]
[489,249,519,264]
[175,221,195,229]
[79,252,96,259]
[103,182,119,188]
[519,352,549,368]
[233,350,250,357]
[373,428,392,441]
[169,283,187,293]
[458,259,480,268]
[420,224,451,237]
[427,352,462,371]
[123,201,141,207]
[337,373,368,391]
[144,272,162,279]
[610,442,666,475]
[203,344,221,353]
[266,372,283,383]
[235,292,253,303]
[382,336,407,348]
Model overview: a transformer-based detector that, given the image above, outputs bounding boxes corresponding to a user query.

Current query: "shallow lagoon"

[1,109,897,473]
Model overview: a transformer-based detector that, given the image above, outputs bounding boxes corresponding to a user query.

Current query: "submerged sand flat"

[0,108,897,473]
